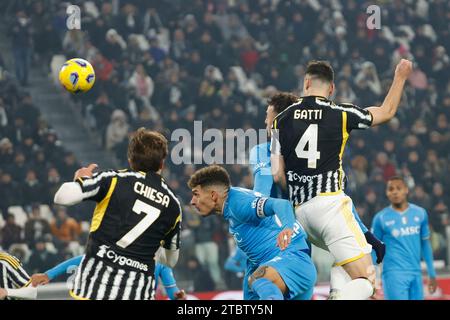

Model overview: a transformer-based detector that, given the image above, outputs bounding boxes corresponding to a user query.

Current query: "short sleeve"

[339,103,373,130]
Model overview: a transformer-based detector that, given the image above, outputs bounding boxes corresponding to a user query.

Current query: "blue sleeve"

[371,213,384,241]
[260,198,295,229]
[421,238,436,278]
[352,204,368,233]
[420,210,431,239]
[250,144,273,197]
[159,264,180,300]
[420,210,435,278]
[253,172,273,197]
[224,248,247,273]
[45,255,83,280]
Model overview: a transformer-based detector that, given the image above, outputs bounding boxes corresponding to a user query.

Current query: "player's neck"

[303,89,329,99]
[391,202,409,213]
[215,192,228,215]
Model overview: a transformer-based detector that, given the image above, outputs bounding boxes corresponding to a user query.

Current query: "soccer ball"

[59,58,95,93]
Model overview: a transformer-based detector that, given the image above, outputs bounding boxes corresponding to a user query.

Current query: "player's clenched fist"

[31,273,50,287]
[74,163,98,181]
[395,59,413,79]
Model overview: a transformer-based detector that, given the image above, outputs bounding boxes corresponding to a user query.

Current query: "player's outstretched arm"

[0,286,38,300]
[366,59,412,126]
[54,163,102,205]
[31,255,84,286]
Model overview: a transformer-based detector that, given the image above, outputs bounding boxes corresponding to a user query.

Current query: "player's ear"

[329,82,335,97]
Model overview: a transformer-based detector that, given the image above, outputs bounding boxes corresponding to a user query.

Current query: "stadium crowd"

[0,0,449,291]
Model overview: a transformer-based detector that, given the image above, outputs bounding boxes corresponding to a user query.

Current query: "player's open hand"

[0,288,7,300]
[395,59,413,80]
[428,278,437,294]
[277,228,293,250]
[74,163,98,181]
[174,289,187,300]
[31,273,50,287]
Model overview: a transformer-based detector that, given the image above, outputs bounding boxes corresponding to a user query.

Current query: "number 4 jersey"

[271,96,372,206]
[71,169,181,300]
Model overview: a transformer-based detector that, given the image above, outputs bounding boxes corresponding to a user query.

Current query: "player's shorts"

[261,249,317,300]
[382,271,424,300]
[295,191,372,266]
[70,255,155,300]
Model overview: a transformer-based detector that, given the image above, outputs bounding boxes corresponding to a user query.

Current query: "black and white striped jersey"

[71,169,181,300]
[70,255,155,300]
[271,96,372,206]
[0,252,31,291]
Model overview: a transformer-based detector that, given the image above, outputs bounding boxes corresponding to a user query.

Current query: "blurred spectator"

[1,214,23,250]
[50,206,81,246]
[22,169,44,205]
[27,239,59,274]
[0,172,22,218]
[106,109,129,150]
[24,204,51,248]
[10,10,32,86]
[186,256,215,292]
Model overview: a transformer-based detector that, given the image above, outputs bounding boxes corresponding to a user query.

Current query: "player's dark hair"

[268,92,300,114]
[188,165,231,190]
[387,175,407,185]
[128,128,168,172]
[306,60,334,83]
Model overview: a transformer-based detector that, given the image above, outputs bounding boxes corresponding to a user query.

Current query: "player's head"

[266,92,299,132]
[303,60,335,98]
[127,128,168,173]
[386,176,409,207]
[188,165,231,217]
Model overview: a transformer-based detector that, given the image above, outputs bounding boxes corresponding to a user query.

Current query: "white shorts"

[295,192,372,266]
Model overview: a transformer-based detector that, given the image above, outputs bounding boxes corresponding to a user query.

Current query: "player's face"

[386,180,409,206]
[190,186,216,216]
[265,105,277,133]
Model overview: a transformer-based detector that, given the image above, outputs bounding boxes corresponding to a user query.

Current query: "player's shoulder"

[408,203,427,215]
[89,168,146,180]
[272,98,304,126]
[374,206,393,220]
[0,251,22,268]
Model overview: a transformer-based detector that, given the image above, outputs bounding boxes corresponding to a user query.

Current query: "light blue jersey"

[249,142,368,233]
[223,187,316,300]
[224,187,309,266]
[249,142,276,197]
[371,203,436,300]
[154,263,181,300]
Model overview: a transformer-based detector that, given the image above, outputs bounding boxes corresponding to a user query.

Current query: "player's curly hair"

[128,128,168,172]
[306,60,334,83]
[268,92,300,114]
[187,165,231,190]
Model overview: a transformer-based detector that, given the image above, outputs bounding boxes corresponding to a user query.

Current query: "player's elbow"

[54,182,81,206]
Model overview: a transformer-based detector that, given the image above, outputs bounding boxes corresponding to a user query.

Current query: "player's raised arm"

[366,59,413,126]
[270,128,287,191]
[54,163,115,205]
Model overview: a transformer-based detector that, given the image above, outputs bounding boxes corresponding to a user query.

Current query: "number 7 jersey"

[76,169,181,274]
[271,96,372,206]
